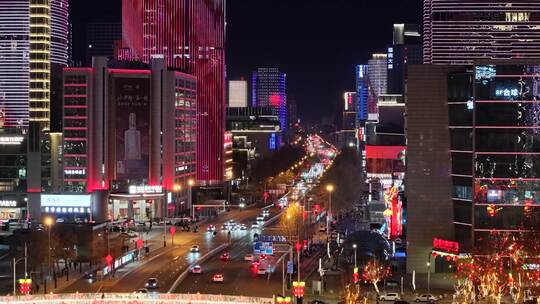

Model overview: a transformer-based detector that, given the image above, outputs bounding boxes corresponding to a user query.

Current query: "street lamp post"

[427,260,431,294]
[325,184,334,235]
[188,179,194,221]
[353,244,357,269]
[12,255,26,296]
[43,217,54,294]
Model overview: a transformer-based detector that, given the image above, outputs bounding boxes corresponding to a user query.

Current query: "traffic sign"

[254,241,274,254]
[287,261,294,274]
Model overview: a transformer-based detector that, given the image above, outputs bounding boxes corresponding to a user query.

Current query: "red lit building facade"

[60,57,196,222]
[118,0,226,185]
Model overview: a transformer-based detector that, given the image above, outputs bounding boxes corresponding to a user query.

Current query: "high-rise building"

[406,62,540,273]
[85,22,122,66]
[0,0,68,130]
[60,57,197,222]
[387,24,422,94]
[252,68,287,133]
[355,65,369,123]
[119,0,225,184]
[228,80,248,108]
[368,54,387,97]
[423,0,540,65]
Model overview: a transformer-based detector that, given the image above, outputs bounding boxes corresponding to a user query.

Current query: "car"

[244,254,254,261]
[221,225,229,230]
[145,278,159,289]
[414,294,437,302]
[256,216,265,222]
[135,288,148,294]
[84,271,97,283]
[207,225,216,232]
[251,222,259,229]
[259,254,268,260]
[251,260,261,267]
[212,274,224,283]
[191,265,202,274]
[190,245,200,252]
[220,252,230,261]
[309,301,327,304]
[378,293,401,301]
[240,224,247,230]
[257,267,267,275]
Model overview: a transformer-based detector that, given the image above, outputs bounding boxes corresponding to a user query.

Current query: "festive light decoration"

[362,259,391,294]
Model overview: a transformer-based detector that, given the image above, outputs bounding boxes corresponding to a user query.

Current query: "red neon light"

[27,188,41,193]
[366,145,406,160]
[64,67,93,72]
[433,238,459,253]
[107,68,151,75]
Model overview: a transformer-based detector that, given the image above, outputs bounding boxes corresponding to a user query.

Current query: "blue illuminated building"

[252,68,287,134]
[356,64,369,123]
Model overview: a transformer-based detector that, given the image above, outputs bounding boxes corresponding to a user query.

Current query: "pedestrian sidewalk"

[45,226,172,294]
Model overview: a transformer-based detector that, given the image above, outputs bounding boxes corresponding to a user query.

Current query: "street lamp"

[188,179,195,221]
[352,244,357,269]
[43,216,54,294]
[325,184,334,234]
[427,261,431,294]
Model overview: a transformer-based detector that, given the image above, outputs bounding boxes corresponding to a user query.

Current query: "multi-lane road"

[60,207,274,293]
[58,134,336,297]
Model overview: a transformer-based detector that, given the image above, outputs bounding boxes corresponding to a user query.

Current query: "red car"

[220,253,230,261]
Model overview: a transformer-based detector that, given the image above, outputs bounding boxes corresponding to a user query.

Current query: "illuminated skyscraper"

[423,0,540,64]
[368,54,387,97]
[120,0,225,184]
[0,0,68,130]
[252,68,287,133]
[228,80,248,108]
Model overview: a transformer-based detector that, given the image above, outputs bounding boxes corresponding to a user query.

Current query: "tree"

[279,203,306,243]
[452,279,476,304]
[362,259,390,294]
[344,283,367,304]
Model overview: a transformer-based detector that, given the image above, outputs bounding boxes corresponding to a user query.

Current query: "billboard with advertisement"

[113,77,150,181]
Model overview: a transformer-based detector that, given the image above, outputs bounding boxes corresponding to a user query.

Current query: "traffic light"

[18,278,31,294]
[292,281,305,298]
[353,266,359,283]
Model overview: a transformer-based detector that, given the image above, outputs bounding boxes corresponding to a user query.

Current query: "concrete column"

[128,200,134,220]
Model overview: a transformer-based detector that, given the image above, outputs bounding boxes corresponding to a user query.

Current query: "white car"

[256,216,265,222]
[190,245,200,252]
[415,294,438,302]
[244,254,254,261]
[378,293,401,301]
[191,265,202,274]
[212,274,224,283]
[257,268,267,275]
[251,222,259,229]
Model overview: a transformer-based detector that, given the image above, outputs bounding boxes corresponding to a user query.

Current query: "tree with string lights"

[362,259,391,295]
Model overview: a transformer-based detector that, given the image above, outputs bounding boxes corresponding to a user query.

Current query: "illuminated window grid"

[29,0,51,130]
[63,73,89,191]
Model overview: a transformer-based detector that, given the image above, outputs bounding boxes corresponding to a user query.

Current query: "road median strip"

[168,243,230,293]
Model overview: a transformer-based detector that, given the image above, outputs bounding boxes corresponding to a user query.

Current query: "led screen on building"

[112,77,150,181]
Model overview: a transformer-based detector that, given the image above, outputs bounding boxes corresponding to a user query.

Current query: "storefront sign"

[433,238,459,253]
[128,185,163,194]
[0,200,17,207]
[0,136,24,145]
[41,194,91,207]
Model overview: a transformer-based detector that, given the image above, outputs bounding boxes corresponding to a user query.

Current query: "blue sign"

[287,261,294,274]
[254,242,273,255]
[255,235,287,243]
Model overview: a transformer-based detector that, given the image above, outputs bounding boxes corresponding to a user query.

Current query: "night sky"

[71,0,422,123]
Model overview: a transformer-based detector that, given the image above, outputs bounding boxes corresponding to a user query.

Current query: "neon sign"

[129,185,163,194]
[433,238,459,253]
[495,88,519,98]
